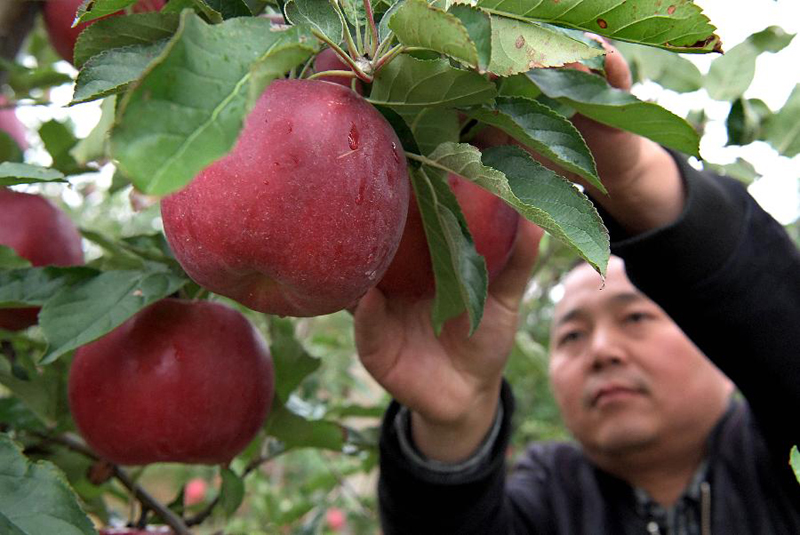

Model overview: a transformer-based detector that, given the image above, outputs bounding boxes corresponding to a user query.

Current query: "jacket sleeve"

[604,154,800,469]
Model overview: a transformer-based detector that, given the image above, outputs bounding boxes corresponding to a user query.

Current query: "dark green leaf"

[39,268,189,364]
[71,41,168,105]
[0,434,96,535]
[0,247,31,269]
[462,96,603,191]
[265,400,345,451]
[726,98,771,147]
[37,121,85,176]
[791,446,800,484]
[0,398,47,432]
[474,0,721,52]
[527,68,700,157]
[76,0,137,24]
[412,167,487,334]
[201,0,252,19]
[403,107,460,157]
[0,59,74,95]
[448,5,491,70]
[373,105,422,158]
[219,467,245,516]
[377,0,404,43]
[370,55,496,110]
[284,0,343,45]
[73,12,180,68]
[268,317,321,403]
[0,267,99,308]
[110,13,316,195]
[0,132,23,165]
[0,163,67,186]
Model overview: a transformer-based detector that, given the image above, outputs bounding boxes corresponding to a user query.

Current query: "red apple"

[326,507,346,531]
[313,48,364,94]
[183,477,208,506]
[161,79,409,317]
[43,0,165,65]
[377,174,520,300]
[69,298,274,465]
[0,96,28,151]
[0,189,84,331]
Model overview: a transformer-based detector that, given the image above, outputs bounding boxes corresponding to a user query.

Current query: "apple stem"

[37,432,193,535]
[363,0,379,58]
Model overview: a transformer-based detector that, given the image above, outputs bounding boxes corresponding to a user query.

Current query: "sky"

[14,0,800,224]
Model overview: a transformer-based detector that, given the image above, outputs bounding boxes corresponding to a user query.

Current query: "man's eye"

[558,330,583,345]
[625,312,651,323]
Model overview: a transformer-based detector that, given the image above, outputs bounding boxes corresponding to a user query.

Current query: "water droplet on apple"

[348,124,359,150]
[391,142,400,163]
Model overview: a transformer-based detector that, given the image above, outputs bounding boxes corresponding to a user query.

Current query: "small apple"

[161,79,409,317]
[43,0,165,65]
[326,507,346,531]
[377,174,520,300]
[183,477,208,506]
[0,189,84,331]
[69,298,274,465]
[313,48,364,94]
[0,96,28,151]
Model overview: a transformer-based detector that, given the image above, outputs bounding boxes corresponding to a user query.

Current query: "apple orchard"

[1,0,798,534]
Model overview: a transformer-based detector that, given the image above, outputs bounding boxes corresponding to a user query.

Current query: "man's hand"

[354,220,543,462]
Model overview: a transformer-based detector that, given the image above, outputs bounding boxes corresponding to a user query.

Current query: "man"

[353,43,800,534]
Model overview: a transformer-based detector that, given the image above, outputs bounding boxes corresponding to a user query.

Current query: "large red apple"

[377,174,520,300]
[161,79,409,317]
[69,298,274,465]
[0,96,28,151]
[0,189,84,331]
[43,0,165,65]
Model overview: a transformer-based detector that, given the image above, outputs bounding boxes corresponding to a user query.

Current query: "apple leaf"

[265,400,345,451]
[412,166,487,334]
[0,399,47,433]
[70,96,116,166]
[374,105,423,158]
[389,0,479,68]
[196,0,252,19]
[760,84,800,158]
[378,0,404,43]
[38,121,85,176]
[427,142,609,275]
[487,15,604,76]
[0,132,23,164]
[110,13,316,196]
[496,73,542,100]
[726,98,771,147]
[0,349,72,428]
[474,0,720,53]
[527,68,700,157]
[791,446,800,484]
[448,5,492,70]
[39,267,189,364]
[614,41,703,94]
[219,467,245,517]
[0,435,96,535]
[0,163,66,186]
[400,107,460,156]
[76,0,138,24]
[0,247,31,269]
[73,12,180,68]
[268,317,321,404]
[461,96,603,192]
[284,0,343,45]
[71,41,168,105]
[370,55,496,111]
[0,267,99,308]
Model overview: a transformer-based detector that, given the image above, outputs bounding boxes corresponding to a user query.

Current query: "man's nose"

[588,325,627,371]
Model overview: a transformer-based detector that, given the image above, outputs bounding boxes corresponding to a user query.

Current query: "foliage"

[0,0,797,533]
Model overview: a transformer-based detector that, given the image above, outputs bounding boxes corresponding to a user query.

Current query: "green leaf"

[761,84,800,158]
[76,0,137,24]
[37,121,85,176]
[0,349,71,428]
[200,0,252,19]
[265,400,345,451]
[389,0,479,68]
[428,142,609,274]
[268,317,321,403]
[284,0,343,45]
[748,25,795,54]
[703,158,759,186]
[0,58,74,95]
[0,163,67,186]
[39,268,189,364]
[378,0,404,43]
[370,55,496,110]
[474,0,720,53]
[373,106,422,157]
[71,41,168,105]
[73,12,180,68]
[0,435,96,535]
[413,166,487,333]
[219,467,245,517]
[0,247,31,269]
[0,267,99,308]
[791,446,800,485]
[462,96,603,192]
[496,73,542,100]
[0,398,47,433]
[615,41,703,93]
[402,107,460,156]
[488,16,604,76]
[448,5,492,70]
[705,41,759,101]
[725,98,771,147]
[527,68,700,157]
[70,96,116,165]
[110,13,316,195]
[0,132,23,164]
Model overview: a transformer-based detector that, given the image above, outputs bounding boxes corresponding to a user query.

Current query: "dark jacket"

[377,156,800,534]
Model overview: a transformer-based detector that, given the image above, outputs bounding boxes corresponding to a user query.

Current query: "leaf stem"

[307,69,359,81]
[363,0,379,58]
[311,29,373,83]
[372,43,405,73]
[404,151,453,174]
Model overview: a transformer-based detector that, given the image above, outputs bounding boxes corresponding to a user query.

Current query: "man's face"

[548,258,731,458]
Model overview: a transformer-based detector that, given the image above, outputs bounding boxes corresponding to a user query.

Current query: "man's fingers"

[353,287,391,362]
[488,219,544,310]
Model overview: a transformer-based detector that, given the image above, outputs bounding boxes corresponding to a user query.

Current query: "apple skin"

[68,299,274,466]
[0,189,84,331]
[377,174,520,300]
[313,48,364,94]
[43,0,165,65]
[161,79,409,317]
[0,96,28,151]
